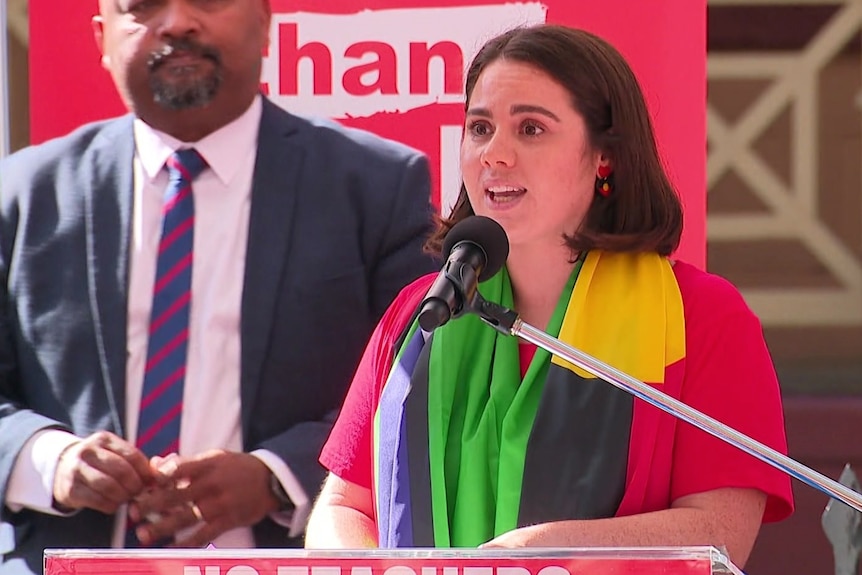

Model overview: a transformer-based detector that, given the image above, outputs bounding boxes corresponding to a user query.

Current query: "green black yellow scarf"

[373,250,685,547]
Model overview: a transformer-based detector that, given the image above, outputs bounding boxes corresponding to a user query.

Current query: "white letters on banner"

[262,4,547,118]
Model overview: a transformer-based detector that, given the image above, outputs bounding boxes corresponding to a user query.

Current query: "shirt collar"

[133,95,263,185]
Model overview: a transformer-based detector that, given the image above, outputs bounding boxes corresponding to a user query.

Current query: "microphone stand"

[467,294,862,513]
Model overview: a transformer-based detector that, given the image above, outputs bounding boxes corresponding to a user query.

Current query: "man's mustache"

[147,38,222,70]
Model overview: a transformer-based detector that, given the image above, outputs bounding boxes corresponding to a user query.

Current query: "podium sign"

[44,548,742,575]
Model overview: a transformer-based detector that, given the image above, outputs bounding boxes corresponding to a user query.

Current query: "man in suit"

[0,0,437,572]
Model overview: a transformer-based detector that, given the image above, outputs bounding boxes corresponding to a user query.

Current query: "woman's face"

[460,59,602,253]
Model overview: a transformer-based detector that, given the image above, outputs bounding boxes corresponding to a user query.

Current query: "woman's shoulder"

[671,259,755,322]
[378,272,437,343]
[390,273,437,318]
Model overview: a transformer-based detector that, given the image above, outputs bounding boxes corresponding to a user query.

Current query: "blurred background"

[3,0,862,573]
[707,1,862,570]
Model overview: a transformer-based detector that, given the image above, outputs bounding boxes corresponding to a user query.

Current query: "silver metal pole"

[0,0,9,159]
[510,318,862,513]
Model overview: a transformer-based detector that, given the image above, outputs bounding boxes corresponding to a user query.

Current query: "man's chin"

[150,79,221,111]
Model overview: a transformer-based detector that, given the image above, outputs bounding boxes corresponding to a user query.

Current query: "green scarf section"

[427,262,581,547]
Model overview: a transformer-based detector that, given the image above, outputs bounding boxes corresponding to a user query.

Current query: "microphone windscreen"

[442,216,509,281]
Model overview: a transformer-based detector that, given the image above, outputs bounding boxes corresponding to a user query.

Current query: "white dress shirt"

[5,95,309,546]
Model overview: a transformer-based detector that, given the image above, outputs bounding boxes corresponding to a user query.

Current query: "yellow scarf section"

[551,250,686,384]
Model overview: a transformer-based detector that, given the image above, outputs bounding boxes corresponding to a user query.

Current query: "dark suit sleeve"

[0,169,18,395]
[0,161,75,521]
[254,146,438,515]
[368,152,438,316]
[0,184,22,511]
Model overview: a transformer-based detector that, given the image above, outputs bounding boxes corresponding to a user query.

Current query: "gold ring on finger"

[189,502,205,522]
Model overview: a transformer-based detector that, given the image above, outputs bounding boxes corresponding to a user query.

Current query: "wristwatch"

[269,472,295,513]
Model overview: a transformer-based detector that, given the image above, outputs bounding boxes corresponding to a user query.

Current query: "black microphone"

[417,215,509,332]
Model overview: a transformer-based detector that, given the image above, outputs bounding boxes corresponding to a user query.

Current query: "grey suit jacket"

[0,98,437,574]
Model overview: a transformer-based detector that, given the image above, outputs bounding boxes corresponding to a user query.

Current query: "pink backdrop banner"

[28,0,706,266]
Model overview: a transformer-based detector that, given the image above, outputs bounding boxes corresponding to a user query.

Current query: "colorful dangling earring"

[595,165,613,197]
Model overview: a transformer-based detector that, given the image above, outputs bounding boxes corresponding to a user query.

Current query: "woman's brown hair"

[426,24,683,257]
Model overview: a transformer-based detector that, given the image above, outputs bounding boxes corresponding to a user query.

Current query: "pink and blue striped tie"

[135,148,207,459]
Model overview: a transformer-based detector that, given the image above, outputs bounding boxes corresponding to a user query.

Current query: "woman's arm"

[305,472,378,548]
[482,487,765,568]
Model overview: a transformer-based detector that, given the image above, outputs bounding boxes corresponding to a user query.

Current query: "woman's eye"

[468,121,491,137]
[522,122,545,136]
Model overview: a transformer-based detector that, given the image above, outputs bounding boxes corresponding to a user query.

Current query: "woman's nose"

[480,132,516,167]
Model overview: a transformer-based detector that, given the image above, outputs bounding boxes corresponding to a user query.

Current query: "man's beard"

[147,38,224,110]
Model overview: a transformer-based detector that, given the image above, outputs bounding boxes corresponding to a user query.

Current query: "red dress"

[321,260,794,524]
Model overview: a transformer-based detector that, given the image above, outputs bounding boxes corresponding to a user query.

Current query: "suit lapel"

[240,99,304,438]
[83,117,135,437]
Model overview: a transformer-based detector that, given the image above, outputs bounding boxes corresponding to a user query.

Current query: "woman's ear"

[597,153,613,173]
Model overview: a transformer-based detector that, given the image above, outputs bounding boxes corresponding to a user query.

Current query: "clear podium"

[43,547,744,575]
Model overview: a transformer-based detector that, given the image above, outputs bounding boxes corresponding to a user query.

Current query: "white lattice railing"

[708,0,862,327]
